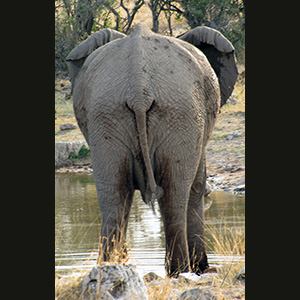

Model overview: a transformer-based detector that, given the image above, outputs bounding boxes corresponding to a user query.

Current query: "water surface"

[55,173,244,277]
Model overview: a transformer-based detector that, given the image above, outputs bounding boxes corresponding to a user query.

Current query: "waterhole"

[55,173,244,278]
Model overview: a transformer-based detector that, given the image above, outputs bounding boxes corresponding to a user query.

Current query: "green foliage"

[55,0,146,75]
[55,0,115,74]
[68,145,91,161]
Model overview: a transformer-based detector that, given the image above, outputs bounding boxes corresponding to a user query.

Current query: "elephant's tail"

[127,102,163,212]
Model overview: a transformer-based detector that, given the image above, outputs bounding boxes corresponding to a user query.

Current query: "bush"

[68,145,90,161]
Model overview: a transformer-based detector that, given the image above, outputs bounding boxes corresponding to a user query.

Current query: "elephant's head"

[66,25,238,106]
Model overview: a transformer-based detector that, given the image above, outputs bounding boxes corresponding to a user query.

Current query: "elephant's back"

[83,28,215,108]
[76,24,220,130]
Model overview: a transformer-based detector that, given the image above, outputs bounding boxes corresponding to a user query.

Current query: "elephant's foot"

[100,238,128,263]
[99,223,128,263]
[166,253,211,277]
[166,260,191,278]
[191,251,209,275]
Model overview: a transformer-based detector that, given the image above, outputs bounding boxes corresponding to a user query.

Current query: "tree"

[55,0,107,73]
[55,0,145,74]
[120,0,145,34]
[147,0,183,34]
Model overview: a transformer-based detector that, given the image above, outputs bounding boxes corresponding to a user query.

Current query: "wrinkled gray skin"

[66,22,238,277]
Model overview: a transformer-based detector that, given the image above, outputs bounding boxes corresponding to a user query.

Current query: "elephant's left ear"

[66,29,127,93]
[178,26,238,106]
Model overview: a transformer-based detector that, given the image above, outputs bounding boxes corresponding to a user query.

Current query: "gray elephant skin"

[66,22,238,277]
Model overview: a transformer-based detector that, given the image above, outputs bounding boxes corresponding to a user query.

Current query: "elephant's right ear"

[178,26,238,106]
[66,29,127,93]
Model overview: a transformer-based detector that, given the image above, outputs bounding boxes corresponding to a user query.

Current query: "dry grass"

[206,222,245,287]
[146,278,177,300]
[55,82,85,141]
[55,273,86,300]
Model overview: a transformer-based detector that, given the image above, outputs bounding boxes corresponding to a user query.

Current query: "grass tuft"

[205,214,245,287]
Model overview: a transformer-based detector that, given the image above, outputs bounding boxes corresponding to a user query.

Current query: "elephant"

[66,22,238,277]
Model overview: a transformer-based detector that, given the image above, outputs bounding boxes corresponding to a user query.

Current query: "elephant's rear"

[72,23,220,207]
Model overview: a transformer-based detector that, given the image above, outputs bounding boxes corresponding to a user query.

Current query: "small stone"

[170,275,191,288]
[143,271,163,283]
[236,267,245,281]
[178,288,217,300]
[234,185,245,192]
[204,182,211,196]
[59,123,77,131]
[236,179,245,186]
[226,130,243,140]
[65,93,72,100]
[213,176,225,184]
[226,93,238,105]
[233,130,243,137]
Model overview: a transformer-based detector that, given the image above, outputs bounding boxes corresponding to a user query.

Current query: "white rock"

[79,264,148,300]
[55,140,88,168]
[212,176,225,184]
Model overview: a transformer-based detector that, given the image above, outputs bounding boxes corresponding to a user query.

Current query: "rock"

[178,288,217,300]
[59,123,77,131]
[178,272,216,286]
[230,167,244,173]
[235,179,245,186]
[234,185,245,192]
[233,184,245,195]
[169,275,192,288]
[204,182,211,196]
[143,272,163,283]
[55,140,88,168]
[236,267,245,281]
[226,130,243,140]
[211,176,225,184]
[226,93,237,105]
[65,93,72,100]
[204,197,213,211]
[79,264,148,300]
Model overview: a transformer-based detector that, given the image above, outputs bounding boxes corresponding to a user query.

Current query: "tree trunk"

[152,14,159,32]
[84,13,94,35]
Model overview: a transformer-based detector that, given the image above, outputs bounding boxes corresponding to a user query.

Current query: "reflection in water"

[55,174,100,254]
[55,174,244,277]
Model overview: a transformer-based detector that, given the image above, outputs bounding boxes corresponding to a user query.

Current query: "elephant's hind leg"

[187,154,209,274]
[92,147,134,263]
[157,152,195,276]
[97,182,134,262]
[158,180,191,277]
